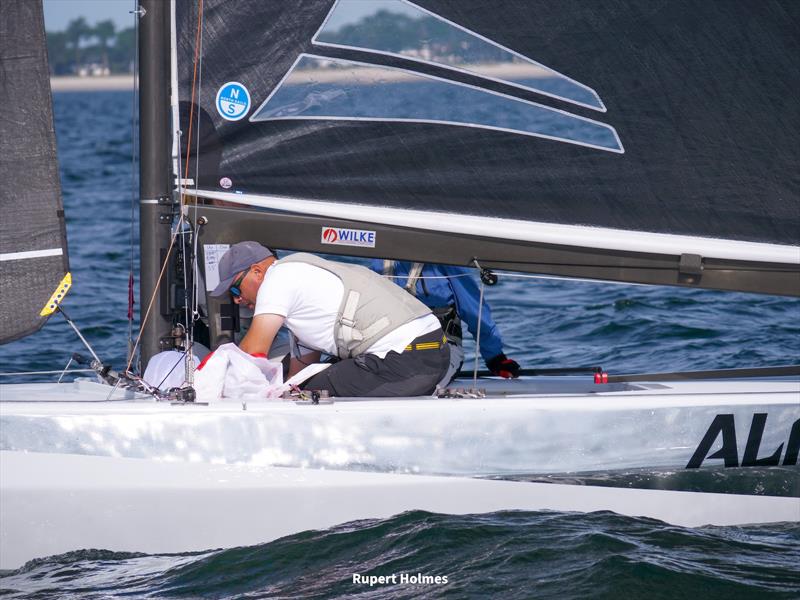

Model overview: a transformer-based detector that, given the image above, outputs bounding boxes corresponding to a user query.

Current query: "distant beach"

[51,75,134,92]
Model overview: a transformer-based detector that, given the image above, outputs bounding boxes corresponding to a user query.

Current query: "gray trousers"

[303,329,449,397]
[436,338,464,388]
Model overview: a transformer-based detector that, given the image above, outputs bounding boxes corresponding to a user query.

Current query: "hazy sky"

[43,0,133,32]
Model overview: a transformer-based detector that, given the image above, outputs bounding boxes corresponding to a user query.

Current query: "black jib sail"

[170,0,799,297]
[0,0,71,344]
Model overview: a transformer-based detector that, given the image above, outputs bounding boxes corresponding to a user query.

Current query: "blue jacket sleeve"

[435,265,505,364]
[369,259,384,275]
[370,261,505,364]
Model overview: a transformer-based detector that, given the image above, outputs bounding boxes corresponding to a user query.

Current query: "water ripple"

[1,511,798,599]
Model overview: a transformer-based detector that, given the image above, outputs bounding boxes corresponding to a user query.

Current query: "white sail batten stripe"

[188,190,800,265]
[312,0,606,113]
[0,248,63,262]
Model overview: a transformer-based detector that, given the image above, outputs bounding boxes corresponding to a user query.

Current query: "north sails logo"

[321,226,376,247]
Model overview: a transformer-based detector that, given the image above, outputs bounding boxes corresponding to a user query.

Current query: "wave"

[2,510,798,599]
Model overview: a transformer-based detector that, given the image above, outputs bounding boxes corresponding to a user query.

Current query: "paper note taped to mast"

[352,573,449,586]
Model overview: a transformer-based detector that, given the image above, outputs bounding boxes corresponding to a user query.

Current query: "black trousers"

[303,329,449,397]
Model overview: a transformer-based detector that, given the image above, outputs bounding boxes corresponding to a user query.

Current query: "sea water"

[0,91,798,598]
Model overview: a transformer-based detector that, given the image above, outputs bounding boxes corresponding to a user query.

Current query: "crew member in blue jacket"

[371,260,520,380]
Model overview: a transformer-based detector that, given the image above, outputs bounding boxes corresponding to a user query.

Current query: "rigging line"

[382,271,639,286]
[176,0,203,374]
[493,271,651,287]
[127,124,189,374]
[482,259,798,273]
[180,0,204,195]
[125,228,180,374]
[473,278,485,389]
[104,376,124,401]
[58,355,76,383]
[187,0,205,385]
[127,0,142,367]
[180,224,191,339]
[157,347,193,390]
[191,208,201,295]
[56,307,103,368]
[383,273,473,280]
[174,134,189,344]
[127,0,205,375]
[2,398,150,404]
[167,0,204,348]
[0,369,95,377]
[191,218,201,321]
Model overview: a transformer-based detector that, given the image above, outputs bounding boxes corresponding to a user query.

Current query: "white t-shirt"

[254,261,439,359]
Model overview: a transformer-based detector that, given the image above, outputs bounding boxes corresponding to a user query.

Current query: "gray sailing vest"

[277,253,431,359]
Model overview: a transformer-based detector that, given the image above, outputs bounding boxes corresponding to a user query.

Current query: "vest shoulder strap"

[404,262,425,296]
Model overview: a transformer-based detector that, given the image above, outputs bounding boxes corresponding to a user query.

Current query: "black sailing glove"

[486,353,520,378]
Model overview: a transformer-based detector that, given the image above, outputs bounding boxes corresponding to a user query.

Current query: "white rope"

[386,268,648,287]
[492,270,650,287]
[383,273,473,280]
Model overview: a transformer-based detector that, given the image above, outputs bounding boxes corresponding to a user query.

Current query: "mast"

[138,0,173,368]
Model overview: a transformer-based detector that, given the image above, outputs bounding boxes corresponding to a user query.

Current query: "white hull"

[1,377,798,569]
[2,450,797,571]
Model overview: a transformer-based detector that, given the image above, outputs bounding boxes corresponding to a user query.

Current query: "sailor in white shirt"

[209,241,449,397]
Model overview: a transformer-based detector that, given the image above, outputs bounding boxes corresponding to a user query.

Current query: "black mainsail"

[170,0,798,296]
[151,0,800,357]
[0,0,71,344]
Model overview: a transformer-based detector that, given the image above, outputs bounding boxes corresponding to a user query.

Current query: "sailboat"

[1,0,798,570]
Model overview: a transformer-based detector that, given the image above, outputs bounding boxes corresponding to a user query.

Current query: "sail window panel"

[251,55,622,153]
[313,0,604,111]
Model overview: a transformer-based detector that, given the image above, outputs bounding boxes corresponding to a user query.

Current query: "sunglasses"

[229,266,251,299]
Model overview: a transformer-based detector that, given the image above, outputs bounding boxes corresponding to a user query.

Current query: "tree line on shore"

[47,18,134,76]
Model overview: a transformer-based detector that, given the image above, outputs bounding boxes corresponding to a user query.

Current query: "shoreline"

[51,75,135,92]
[50,61,556,92]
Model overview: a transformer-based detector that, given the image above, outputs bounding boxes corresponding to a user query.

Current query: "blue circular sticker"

[215,82,250,121]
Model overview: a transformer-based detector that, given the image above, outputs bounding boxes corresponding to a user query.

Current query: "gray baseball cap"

[209,241,274,297]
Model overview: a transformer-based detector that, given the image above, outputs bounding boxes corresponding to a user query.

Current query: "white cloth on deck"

[193,342,330,402]
[194,343,281,402]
